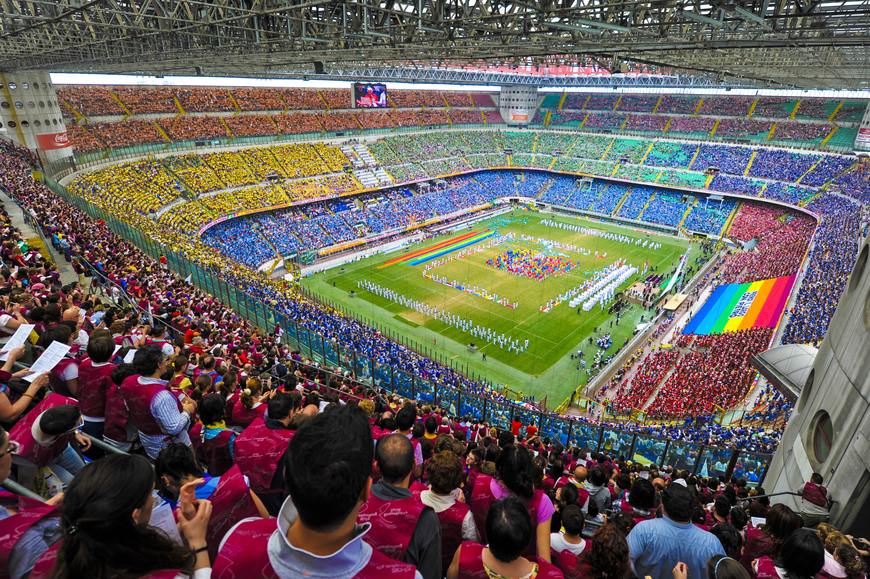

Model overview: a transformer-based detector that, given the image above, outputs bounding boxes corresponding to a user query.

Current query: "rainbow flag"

[379,230,495,268]
[683,276,796,335]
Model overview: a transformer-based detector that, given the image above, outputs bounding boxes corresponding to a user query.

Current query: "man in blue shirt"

[627,482,725,579]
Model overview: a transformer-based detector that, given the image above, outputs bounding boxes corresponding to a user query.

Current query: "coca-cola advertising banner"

[36,132,71,150]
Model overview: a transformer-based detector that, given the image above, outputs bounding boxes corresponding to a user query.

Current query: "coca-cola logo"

[53,132,69,146]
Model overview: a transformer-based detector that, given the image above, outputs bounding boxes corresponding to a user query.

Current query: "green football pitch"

[301,209,698,406]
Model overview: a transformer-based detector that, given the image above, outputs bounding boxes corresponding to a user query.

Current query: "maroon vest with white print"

[357,492,427,561]
[0,493,58,579]
[437,500,470,573]
[233,418,294,494]
[102,376,131,443]
[803,481,829,508]
[213,517,418,579]
[76,358,116,418]
[48,357,78,398]
[9,393,78,467]
[192,424,235,477]
[120,375,180,436]
[203,464,261,562]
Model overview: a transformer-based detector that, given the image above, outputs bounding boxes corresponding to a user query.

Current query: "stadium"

[0,2,867,578]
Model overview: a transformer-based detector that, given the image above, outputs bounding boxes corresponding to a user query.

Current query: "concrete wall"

[499,85,538,126]
[0,71,73,164]
[765,234,870,534]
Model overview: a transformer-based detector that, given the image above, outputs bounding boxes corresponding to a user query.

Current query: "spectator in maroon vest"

[18,404,90,485]
[420,450,480,573]
[360,433,442,579]
[797,472,832,528]
[232,392,297,515]
[470,444,555,563]
[753,528,825,579]
[154,442,268,560]
[395,404,424,479]
[121,345,196,459]
[48,454,212,578]
[38,325,79,397]
[447,497,563,579]
[77,333,116,440]
[741,503,803,573]
[190,393,236,476]
[214,404,420,578]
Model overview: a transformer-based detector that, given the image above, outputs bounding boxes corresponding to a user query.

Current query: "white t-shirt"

[550,533,587,556]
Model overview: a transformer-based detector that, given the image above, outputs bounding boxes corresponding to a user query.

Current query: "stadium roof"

[0,1,868,89]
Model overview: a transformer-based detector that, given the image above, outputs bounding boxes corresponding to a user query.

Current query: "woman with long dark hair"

[447,497,563,579]
[469,444,555,562]
[37,454,212,579]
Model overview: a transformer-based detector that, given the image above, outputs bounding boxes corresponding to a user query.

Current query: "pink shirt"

[490,478,555,523]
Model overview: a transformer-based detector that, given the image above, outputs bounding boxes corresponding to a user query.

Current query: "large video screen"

[354,83,387,108]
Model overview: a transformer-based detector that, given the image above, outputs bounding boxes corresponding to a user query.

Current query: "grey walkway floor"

[1,192,79,284]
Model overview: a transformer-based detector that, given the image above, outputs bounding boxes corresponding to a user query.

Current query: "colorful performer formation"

[486,248,576,280]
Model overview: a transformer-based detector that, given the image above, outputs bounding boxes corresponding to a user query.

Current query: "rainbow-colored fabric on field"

[683,275,796,335]
[379,230,495,268]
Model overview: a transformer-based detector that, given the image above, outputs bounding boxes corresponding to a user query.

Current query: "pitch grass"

[302,209,697,407]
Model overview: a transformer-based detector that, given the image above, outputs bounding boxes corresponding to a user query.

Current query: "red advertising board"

[36,132,71,150]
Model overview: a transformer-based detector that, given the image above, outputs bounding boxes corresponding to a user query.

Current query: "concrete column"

[0,71,73,165]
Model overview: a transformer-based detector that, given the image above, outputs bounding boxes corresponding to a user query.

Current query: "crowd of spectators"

[771,122,833,143]
[57,85,126,117]
[715,119,772,139]
[160,116,229,142]
[617,95,660,112]
[748,150,820,182]
[617,187,654,220]
[782,195,863,346]
[582,112,627,130]
[272,112,323,134]
[231,87,287,111]
[222,115,279,137]
[625,114,668,132]
[753,98,796,118]
[175,89,235,113]
[644,142,698,168]
[827,162,870,204]
[3,133,855,474]
[667,117,716,135]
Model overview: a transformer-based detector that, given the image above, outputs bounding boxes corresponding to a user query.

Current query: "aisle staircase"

[820,127,839,147]
[107,89,132,117]
[677,199,698,230]
[828,101,844,122]
[743,151,758,176]
[340,143,392,188]
[611,187,632,216]
[637,191,656,220]
[796,157,823,184]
